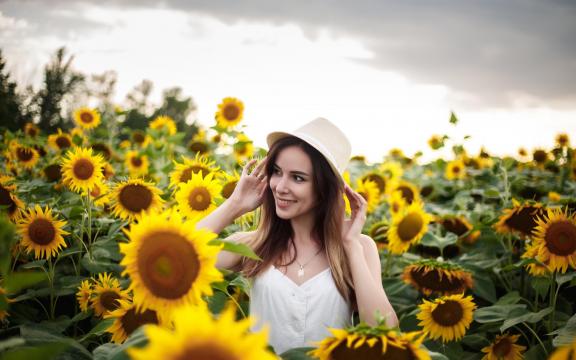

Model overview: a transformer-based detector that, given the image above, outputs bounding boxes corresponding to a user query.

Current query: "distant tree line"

[0,47,198,136]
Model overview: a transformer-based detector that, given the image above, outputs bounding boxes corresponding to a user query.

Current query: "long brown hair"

[239,136,355,304]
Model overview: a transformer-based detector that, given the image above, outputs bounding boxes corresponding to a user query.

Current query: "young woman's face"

[269,145,316,220]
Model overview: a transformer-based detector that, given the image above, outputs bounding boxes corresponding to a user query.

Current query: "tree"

[35,47,84,132]
[151,87,197,131]
[0,50,26,132]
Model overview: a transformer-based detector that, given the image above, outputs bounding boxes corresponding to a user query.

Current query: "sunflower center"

[452,166,461,174]
[16,147,33,162]
[80,112,94,124]
[235,143,248,155]
[544,220,576,256]
[398,186,414,204]
[442,218,469,236]
[410,268,466,293]
[492,337,512,357]
[56,136,72,149]
[397,212,424,242]
[505,206,546,237]
[131,156,143,167]
[133,131,145,143]
[533,150,547,163]
[180,166,210,183]
[90,184,102,197]
[177,343,239,360]
[138,231,200,300]
[364,174,386,193]
[28,218,56,246]
[221,181,237,199]
[331,339,416,360]
[0,186,16,211]
[223,104,240,121]
[120,308,158,337]
[100,290,121,311]
[189,141,208,154]
[44,164,62,182]
[73,158,96,180]
[118,184,153,213]
[431,300,463,327]
[188,187,211,211]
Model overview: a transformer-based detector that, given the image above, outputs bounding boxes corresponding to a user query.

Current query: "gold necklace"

[295,247,323,277]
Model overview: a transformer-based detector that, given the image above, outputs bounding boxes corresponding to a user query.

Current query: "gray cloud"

[1,0,575,109]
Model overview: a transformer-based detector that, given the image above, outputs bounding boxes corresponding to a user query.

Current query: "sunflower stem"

[47,257,55,320]
[513,324,532,347]
[225,289,247,319]
[522,322,548,355]
[549,271,558,331]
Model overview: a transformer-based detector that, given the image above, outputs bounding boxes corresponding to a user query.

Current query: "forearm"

[195,198,245,234]
[345,244,399,327]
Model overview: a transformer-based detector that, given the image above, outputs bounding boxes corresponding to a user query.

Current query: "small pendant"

[297,266,304,277]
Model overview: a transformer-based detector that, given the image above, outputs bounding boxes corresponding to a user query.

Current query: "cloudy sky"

[1,0,575,162]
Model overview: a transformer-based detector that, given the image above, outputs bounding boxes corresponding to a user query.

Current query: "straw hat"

[266,117,351,182]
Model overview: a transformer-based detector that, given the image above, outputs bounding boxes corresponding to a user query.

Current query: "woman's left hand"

[342,183,368,248]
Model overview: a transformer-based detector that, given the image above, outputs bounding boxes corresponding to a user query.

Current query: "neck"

[290,213,318,247]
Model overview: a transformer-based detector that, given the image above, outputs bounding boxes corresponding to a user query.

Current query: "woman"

[196,117,398,354]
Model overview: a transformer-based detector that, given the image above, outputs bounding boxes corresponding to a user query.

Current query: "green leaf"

[474,304,527,323]
[0,342,69,360]
[495,291,521,305]
[449,111,459,125]
[500,307,553,332]
[531,277,551,298]
[0,293,8,311]
[79,318,115,342]
[209,239,261,260]
[420,232,458,250]
[471,270,497,303]
[4,272,48,294]
[279,347,315,359]
[0,216,16,276]
[0,337,25,353]
[556,272,576,286]
[19,326,91,359]
[552,313,576,347]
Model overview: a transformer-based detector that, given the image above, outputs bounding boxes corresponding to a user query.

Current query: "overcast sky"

[1,0,575,162]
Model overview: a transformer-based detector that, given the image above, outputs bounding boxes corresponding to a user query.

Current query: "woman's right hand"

[229,157,268,214]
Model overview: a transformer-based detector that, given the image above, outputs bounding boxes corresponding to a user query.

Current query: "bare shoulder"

[358,234,378,254]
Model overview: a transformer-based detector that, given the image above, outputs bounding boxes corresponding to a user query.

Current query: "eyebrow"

[273,164,310,177]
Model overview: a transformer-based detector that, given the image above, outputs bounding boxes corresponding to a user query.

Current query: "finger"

[242,159,258,177]
[251,157,268,177]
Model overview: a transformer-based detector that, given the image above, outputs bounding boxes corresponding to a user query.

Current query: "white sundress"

[249,265,352,354]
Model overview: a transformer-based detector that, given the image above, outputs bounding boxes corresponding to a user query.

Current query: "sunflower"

[549,337,576,360]
[549,191,562,202]
[387,190,406,217]
[428,135,444,150]
[61,147,105,193]
[169,153,219,189]
[105,299,162,344]
[131,130,151,148]
[387,201,433,255]
[73,107,101,130]
[494,199,547,238]
[102,161,115,180]
[149,115,177,136]
[119,210,223,317]
[175,172,222,220]
[379,161,403,181]
[91,272,130,317]
[85,180,111,207]
[14,145,39,169]
[188,129,210,154]
[439,215,480,245]
[17,205,69,259]
[76,279,92,312]
[360,172,388,195]
[47,129,73,151]
[387,180,420,205]
[125,150,149,178]
[402,259,473,296]
[219,171,240,199]
[310,324,431,360]
[532,207,576,273]
[24,122,39,137]
[233,133,254,163]
[110,178,164,221]
[0,175,24,221]
[128,303,276,360]
[416,293,476,343]
[521,241,550,277]
[91,142,113,161]
[445,159,466,180]
[481,333,526,360]
[355,179,380,214]
[532,149,548,167]
[215,97,244,129]
[369,220,389,250]
[555,133,570,148]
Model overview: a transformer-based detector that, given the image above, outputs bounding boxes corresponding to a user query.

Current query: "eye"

[293,175,304,182]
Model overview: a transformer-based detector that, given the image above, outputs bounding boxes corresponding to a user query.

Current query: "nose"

[275,175,290,195]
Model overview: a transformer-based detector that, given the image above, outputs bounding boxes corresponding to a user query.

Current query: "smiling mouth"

[277,198,296,206]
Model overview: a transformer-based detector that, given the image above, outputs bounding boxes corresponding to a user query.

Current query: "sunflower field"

[1,89,576,360]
